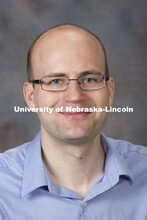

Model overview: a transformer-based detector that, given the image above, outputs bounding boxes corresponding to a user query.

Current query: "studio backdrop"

[0,0,146,152]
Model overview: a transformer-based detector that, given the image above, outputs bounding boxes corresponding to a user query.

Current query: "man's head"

[27,24,110,81]
[24,24,114,144]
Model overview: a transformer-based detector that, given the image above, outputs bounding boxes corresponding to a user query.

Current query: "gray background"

[0,0,147,152]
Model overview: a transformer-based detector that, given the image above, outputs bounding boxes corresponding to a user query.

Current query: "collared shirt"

[0,132,147,220]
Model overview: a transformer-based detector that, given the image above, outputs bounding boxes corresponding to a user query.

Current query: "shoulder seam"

[119,150,147,156]
[0,158,24,168]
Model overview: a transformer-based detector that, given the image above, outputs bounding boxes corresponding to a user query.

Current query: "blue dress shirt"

[0,131,147,220]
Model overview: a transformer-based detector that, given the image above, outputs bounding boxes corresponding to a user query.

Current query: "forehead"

[31,26,105,76]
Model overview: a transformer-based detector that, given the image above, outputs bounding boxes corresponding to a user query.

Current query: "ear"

[107,77,114,107]
[23,82,36,108]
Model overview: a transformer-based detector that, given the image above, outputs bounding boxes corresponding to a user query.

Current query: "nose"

[64,79,84,102]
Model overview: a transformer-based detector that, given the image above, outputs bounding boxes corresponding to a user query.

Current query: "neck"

[41,127,105,198]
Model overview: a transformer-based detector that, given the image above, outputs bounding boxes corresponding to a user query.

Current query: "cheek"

[90,89,109,108]
[33,88,61,108]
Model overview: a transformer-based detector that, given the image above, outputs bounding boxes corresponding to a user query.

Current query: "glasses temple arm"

[29,79,41,84]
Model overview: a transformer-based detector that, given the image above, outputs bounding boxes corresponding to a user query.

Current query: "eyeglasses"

[29,73,109,92]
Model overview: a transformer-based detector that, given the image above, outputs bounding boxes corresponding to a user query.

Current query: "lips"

[59,112,91,119]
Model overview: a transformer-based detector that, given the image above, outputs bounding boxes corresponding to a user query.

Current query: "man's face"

[26,28,114,144]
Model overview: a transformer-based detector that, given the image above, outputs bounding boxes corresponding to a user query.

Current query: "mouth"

[58,112,92,119]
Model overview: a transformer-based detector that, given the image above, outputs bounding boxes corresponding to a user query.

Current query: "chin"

[59,128,98,144]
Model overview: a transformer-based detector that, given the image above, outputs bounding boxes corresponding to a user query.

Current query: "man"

[0,24,147,220]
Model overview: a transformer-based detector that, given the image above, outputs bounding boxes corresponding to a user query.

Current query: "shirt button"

[83,202,87,207]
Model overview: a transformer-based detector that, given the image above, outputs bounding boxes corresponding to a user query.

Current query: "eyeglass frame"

[29,73,110,92]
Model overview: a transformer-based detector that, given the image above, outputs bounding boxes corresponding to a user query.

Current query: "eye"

[84,77,95,83]
[50,79,62,84]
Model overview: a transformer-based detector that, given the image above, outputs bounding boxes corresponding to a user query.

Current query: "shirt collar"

[101,132,134,184]
[21,131,134,197]
[21,131,48,197]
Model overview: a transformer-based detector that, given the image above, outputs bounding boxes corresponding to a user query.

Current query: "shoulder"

[103,134,147,178]
[0,142,31,198]
[0,142,30,168]
[106,136,147,156]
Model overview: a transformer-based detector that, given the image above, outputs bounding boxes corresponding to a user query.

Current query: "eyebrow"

[45,70,102,78]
